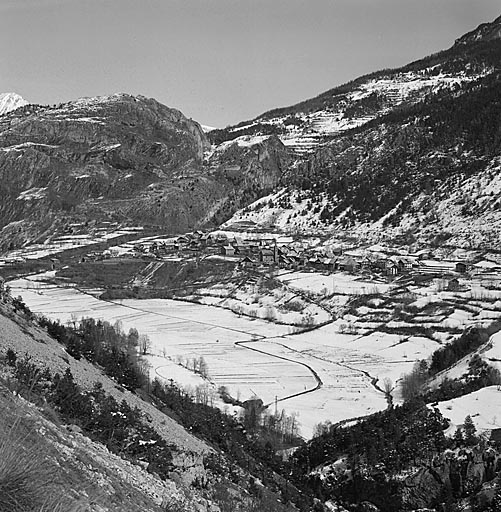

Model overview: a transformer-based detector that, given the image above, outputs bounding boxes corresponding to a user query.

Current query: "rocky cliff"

[401,447,501,510]
[0,94,288,250]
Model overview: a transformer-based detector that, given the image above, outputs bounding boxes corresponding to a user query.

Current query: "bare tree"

[194,383,212,406]
[199,357,209,379]
[127,328,139,352]
[383,377,393,395]
[139,334,151,355]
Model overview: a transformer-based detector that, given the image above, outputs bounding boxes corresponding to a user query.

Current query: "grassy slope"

[0,379,181,512]
[0,301,210,458]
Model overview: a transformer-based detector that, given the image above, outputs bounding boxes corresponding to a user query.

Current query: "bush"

[0,422,85,512]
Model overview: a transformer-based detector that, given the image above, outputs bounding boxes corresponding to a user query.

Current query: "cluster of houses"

[110,231,499,278]
[79,228,501,285]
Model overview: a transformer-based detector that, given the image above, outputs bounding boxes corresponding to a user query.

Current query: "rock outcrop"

[0,94,287,250]
[401,447,501,510]
[455,15,501,45]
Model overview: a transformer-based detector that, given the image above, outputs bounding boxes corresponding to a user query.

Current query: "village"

[74,226,501,292]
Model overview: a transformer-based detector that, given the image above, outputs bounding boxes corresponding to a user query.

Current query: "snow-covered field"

[9,273,454,437]
[1,227,143,262]
[278,271,390,295]
[433,386,501,435]
[9,277,321,433]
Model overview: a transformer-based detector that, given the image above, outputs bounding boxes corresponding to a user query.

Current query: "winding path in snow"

[96,290,387,409]
[9,273,388,430]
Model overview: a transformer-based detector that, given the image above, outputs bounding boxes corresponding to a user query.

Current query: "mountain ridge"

[2,15,501,251]
[218,14,501,249]
[209,20,501,154]
[0,93,288,250]
[455,13,501,45]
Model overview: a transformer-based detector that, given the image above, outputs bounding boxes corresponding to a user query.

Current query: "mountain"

[456,14,501,45]
[0,92,28,116]
[0,93,287,250]
[3,16,501,252]
[211,16,501,155]
[221,15,501,249]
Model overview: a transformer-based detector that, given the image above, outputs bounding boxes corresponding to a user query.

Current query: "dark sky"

[1,0,500,127]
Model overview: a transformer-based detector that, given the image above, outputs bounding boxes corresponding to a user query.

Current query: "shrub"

[0,422,85,512]
[5,348,17,367]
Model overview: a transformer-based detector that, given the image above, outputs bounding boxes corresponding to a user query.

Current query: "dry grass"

[0,421,89,512]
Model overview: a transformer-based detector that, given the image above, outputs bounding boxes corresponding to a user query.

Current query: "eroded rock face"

[0,94,287,249]
[401,447,501,510]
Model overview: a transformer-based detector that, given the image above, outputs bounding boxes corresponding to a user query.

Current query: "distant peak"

[0,92,28,116]
[201,124,217,133]
[455,14,501,46]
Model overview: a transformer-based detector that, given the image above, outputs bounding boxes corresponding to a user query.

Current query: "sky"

[1,0,500,127]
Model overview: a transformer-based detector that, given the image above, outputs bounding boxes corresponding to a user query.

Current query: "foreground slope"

[0,291,303,512]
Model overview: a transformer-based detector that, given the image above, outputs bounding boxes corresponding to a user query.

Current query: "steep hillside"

[0,291,301,512]
[210,17,501,154]
[0,94,288,251]
[223,16,501,248]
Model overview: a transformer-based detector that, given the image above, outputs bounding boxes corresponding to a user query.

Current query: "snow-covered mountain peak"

[0,92,28,116]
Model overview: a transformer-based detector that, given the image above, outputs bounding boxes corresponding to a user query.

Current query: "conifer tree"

[463,415,477,446]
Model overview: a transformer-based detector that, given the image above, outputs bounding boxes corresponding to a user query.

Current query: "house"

[447,278,460,291]
[359,255,375,271]
[385,262,398,276]
[188,239,202,250]
[417,260,457,274]
[455,262,468,274]
[200,233,213,247]
[233,242,252,256]
[260,248,276,265]
[336,256,360,273]
[0,276,5,292]
[308,256,323,270]
[318,257,333,271]
[239,256,257,268]
[162,241,178,252]
[221,245,236,257]
[325,257,337,271]
[176,235,190,245]
[290,253,307,268]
